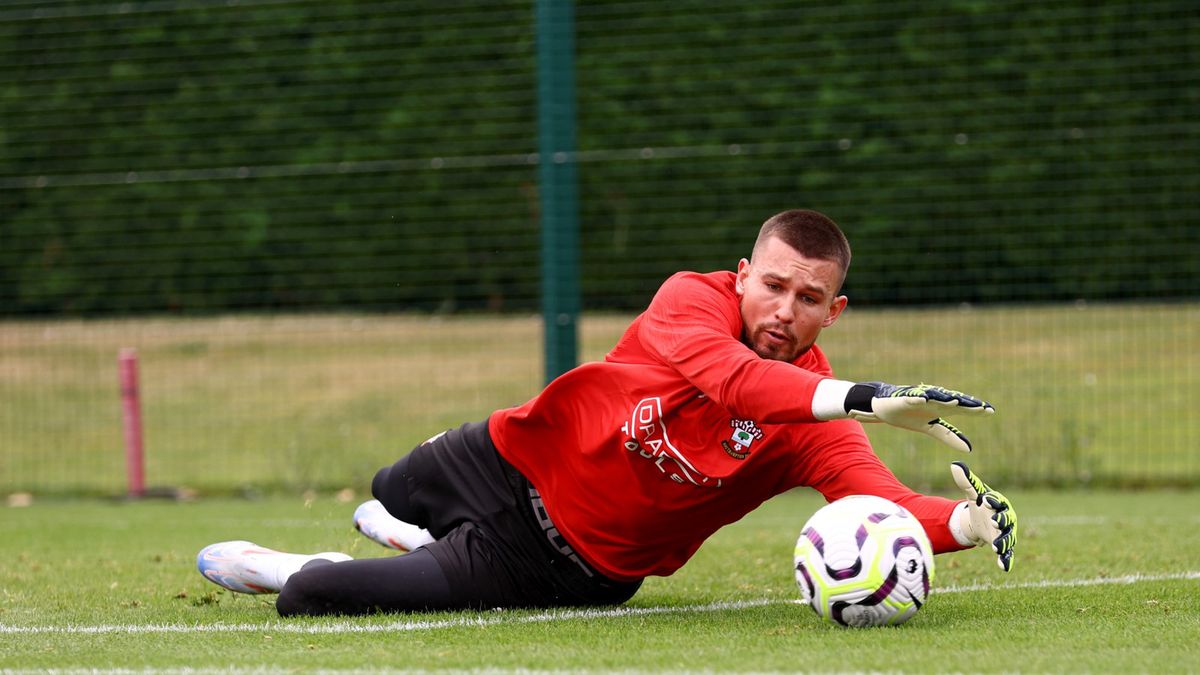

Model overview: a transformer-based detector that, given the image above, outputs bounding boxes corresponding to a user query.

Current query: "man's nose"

[774,299,795,323]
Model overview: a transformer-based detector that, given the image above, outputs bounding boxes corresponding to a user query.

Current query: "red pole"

[119,348,145,498]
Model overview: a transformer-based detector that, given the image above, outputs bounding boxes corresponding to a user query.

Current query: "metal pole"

[536,0,581,383]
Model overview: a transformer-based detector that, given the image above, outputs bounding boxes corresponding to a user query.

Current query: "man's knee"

[370,463,395,504]
[372,455,423,524]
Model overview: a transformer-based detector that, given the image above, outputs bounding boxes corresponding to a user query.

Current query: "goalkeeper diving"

[198,209,1017,614]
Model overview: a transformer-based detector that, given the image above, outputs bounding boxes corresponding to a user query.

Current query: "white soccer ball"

[793,495,935,627]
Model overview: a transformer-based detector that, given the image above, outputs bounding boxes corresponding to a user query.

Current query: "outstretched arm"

[632,273,996,453]
[799,423,1016,571]
[798,421,965,553]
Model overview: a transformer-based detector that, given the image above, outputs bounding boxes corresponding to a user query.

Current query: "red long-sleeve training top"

[490,270,966,582]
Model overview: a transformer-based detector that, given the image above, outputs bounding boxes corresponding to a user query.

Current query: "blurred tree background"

[2,0,1196,316]
[1,0,1198,495]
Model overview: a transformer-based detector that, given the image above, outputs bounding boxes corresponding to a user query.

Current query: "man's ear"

[735,258,750,295]
[823,295,848,327]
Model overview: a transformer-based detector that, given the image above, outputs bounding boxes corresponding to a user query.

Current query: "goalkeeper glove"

[842,382,995,453]
[949,461,1018,572]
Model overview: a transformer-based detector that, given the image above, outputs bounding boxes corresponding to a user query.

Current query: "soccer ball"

[793,495,935,627]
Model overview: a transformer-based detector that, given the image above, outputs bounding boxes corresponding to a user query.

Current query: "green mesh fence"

[1,0,1197,495]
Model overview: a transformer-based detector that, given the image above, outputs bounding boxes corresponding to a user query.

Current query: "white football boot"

[196,540,352,594]
[353,499,435,552]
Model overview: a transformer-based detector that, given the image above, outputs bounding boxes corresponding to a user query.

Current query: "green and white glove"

[950,461,1018,572]
[843,382,995,453]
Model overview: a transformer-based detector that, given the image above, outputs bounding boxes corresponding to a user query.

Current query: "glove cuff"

[844,383,877,414]
[948,501,976,547]
[811,379,857,421]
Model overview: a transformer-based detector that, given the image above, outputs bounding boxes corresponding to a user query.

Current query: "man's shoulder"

[666,269,736,285]
[659,270,736,297]
[651,270,740,321]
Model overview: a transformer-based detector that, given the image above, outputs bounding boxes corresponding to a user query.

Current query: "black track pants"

[276,421,641,616]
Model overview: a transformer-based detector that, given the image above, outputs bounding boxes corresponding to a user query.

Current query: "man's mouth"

[763,327,791,345]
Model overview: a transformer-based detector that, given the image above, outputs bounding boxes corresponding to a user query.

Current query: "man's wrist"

[948,501,975,547]
[843,383,877,414]
[812,379,857,420]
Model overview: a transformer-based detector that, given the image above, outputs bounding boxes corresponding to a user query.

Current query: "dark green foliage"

[1,0,1196,315]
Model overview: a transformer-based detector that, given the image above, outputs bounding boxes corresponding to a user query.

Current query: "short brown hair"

[752,209,851,287]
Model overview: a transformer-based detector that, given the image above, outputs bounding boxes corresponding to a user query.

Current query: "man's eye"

[766,283,782,291]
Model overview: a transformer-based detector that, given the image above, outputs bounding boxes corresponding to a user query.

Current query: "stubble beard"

[743,323,813,362]
[738,295,815,362]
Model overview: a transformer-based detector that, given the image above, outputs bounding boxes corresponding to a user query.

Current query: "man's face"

[735,236,848,362]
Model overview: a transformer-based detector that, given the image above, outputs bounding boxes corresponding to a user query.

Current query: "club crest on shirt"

[722,419,763,460]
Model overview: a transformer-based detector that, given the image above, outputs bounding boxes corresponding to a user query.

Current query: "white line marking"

[934,570,1200,595]
[2,571,1196,635]
[1024,515,1200,526]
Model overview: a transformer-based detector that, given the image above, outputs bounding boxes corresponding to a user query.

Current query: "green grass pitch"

[2,489,1197,672]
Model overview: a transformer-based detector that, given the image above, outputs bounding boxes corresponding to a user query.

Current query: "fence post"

[118,348,145,498]
[536,0,580,383]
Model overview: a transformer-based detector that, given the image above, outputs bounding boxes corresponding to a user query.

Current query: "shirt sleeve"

[633,272,829,423]
[798,419,970,554]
